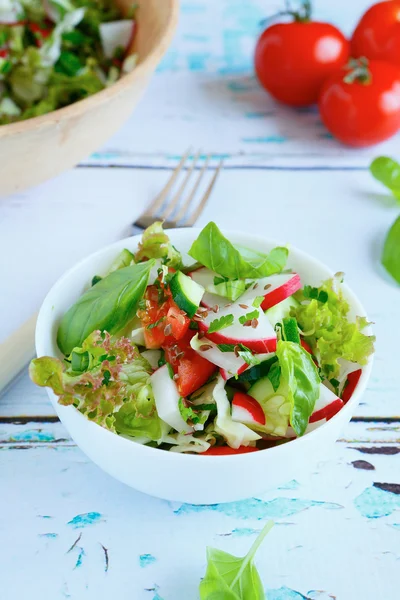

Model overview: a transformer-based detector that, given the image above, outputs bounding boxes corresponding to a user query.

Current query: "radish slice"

[190,334,247,378]
[260,273,301,311]
[99,20,135,59]
[197,286,277,353]
[285,383,343,438]
[341,369,362,404]
[231,392,266,426]
[150,364,192,434]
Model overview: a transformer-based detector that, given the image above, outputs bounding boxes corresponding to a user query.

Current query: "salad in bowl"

[31,222,375,460]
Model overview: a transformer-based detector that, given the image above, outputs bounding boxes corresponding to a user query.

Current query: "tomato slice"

[163,331,217,397]
[140,284,190,349]
[201,446,259,455]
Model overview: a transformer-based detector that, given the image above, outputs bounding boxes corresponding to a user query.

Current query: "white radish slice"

[99,20,135,59]
[285,383,343,438]
[151,364,192,434]
[231,393,266,426]
[260,273,301,310]
[198,286,277,354]
[190,334,247,378]
[130,327,145,346]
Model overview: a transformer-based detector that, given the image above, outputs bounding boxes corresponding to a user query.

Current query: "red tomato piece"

[319,59,400,147]
[139,284,190,349]
[255,5,349,107]
[341,369,362,404]
[351,1,400,67]
[163,331,217,397]
[166,305,190,340]
[201,446,259,456]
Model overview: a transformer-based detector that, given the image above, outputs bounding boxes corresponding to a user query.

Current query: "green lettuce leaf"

[57,260,153,356]
[382,214,400,284]
[293,275,375,378]
[199,520,274,600]
[188,222,288,279]
[135,221,183,269]
[30,331,162,439]
[276,340,320,436]
[370,156,400,201]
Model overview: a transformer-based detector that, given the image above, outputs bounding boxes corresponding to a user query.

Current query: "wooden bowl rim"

[0,0,179,139]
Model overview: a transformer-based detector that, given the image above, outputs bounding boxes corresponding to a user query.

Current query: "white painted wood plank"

[1,429,399,600]
[81,0,400,168]
[0,167,396,417]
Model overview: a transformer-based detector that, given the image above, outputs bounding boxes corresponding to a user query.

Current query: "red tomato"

[163,331,217,397]
[351,1,400,67]
[201,446,259,456]
[139,285,190,349]
[255,5,349,106]
[318,59,400,147]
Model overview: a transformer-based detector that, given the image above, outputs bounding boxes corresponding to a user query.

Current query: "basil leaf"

[189,222,288,279]
[208,314,234,333]
[276,340,320,436]
[199,520,274,600]
[57,261,154,355]
[370,156,400,201]
[382,214,400,284]
[267,362,281,391]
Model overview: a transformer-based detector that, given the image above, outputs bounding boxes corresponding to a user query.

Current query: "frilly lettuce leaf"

[30,331,162,440]
[135,221,183,269]
[293,274,375,378]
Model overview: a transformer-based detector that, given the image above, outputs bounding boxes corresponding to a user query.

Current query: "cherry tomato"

[163,331,217,397]
[255,2,349,106]
[351,1,400,67]
[201,446,259,456]
[318,59,400,147]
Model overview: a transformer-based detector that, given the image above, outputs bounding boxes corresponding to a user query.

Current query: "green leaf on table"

[57,260,154,355]
[188,222,288,279]
[208,314,234,333]
[199,520,274,600]
[382,214,400,284]
[370,156,400,201]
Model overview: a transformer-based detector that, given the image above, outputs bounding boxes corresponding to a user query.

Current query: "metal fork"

[132,149,223,233]
[0,151,223,394]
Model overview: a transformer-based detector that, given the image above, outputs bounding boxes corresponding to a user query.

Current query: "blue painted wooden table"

[0,2,399,599]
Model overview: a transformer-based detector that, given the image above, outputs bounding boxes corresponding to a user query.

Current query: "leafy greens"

[199,520,274,600]
[189,222,288,279]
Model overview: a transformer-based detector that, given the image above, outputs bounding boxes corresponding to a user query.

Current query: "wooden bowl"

[0,0,179,197]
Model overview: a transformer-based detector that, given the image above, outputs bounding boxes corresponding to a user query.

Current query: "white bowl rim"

[35,227,374,463]
[0,0,179,138]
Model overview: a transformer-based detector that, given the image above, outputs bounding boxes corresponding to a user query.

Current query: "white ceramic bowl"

[35,229,373,504]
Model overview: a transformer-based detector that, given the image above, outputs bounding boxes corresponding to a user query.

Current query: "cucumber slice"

[170,271,204,317]
[248,377,275,403]
[266,296,300,327]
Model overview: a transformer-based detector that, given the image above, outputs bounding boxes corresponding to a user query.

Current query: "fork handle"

[0,313,37,394]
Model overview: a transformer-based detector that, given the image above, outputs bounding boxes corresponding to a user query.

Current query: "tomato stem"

[260,0,312,28]
[343,57,372,85]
